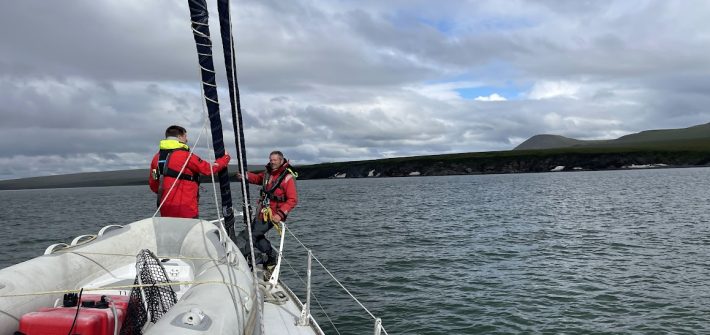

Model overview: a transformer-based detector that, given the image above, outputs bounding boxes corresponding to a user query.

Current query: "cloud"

[2,0,710,180]
[527,81,581,100]
[474,93,507,101]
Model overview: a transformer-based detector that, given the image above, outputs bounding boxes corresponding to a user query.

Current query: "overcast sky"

[1,0,709,180]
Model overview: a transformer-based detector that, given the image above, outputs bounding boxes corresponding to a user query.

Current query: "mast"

[216,0,253,230]
[187,0,236,239]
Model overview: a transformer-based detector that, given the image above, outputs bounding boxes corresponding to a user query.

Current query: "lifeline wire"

[285,225,390,335]
[280,254,342,335]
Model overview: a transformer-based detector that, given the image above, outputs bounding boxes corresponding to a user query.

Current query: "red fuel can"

[18,294,130,335]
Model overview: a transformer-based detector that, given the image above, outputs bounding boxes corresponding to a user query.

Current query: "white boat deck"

[0,218,353,334]
[86,276,320,335]
[82,257,321,335]
[263,293,319,335]
[261,268,323,335]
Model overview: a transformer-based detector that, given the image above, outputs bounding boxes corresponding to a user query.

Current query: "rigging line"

[151,119,208,218]
[192,19,230,240]
[221,0,249,211]
[215,2,262,332]
[204,142,240,247]
[204,114,223,226]
[152,118,209,218]
[203,155,233,252]
[216,0,251,225]
[221,0,256,268]
[0,280,252,299]
[280,255,342,335]
[187,0,237,250]
[198,93,223,226]
[285,225,378,321]
[284,250,390,335]
[56,251,225,261]
[188,31,219,224]
[216,0,258,288]
[224,7,250,225]
[310,253,377,320]
[184,9,257,328]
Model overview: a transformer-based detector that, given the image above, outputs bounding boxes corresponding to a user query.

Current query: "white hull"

[0,217,322,335]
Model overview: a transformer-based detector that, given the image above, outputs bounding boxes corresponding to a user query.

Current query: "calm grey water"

[1,167,709,334]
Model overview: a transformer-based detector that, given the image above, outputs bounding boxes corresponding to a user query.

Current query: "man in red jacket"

[236,150,298,272]
[149,125,230,218]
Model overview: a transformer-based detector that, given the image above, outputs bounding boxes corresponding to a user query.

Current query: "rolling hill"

[2,122,710,190]
[514,122,710,150]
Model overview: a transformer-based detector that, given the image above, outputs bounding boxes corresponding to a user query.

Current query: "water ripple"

[2,168,710,334]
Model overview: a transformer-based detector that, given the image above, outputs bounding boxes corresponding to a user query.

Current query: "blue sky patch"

[455,85,523,100]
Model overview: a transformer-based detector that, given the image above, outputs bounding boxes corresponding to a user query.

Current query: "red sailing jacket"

[245,161,298,221]
[149,142,230,218]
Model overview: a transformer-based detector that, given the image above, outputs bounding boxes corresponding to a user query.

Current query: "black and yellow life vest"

[153,139,199,183]
[152,139,200,208]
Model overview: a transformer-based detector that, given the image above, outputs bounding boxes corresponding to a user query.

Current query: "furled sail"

[216,0,253,231]
[186,0,236,239]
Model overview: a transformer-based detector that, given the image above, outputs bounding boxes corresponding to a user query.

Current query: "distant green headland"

[2,123,709,190]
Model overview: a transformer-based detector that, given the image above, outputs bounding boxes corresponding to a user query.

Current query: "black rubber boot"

[265,249,278,267]
[263,249,278,281]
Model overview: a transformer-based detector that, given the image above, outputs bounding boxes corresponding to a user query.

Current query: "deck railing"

[279,223,390,335]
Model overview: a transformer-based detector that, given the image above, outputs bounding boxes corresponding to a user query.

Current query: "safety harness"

[151,139,200,207]
[259,165,297,233]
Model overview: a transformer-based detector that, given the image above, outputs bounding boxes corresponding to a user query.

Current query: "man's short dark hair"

[165,125,187,138]
[269,150,284,158]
